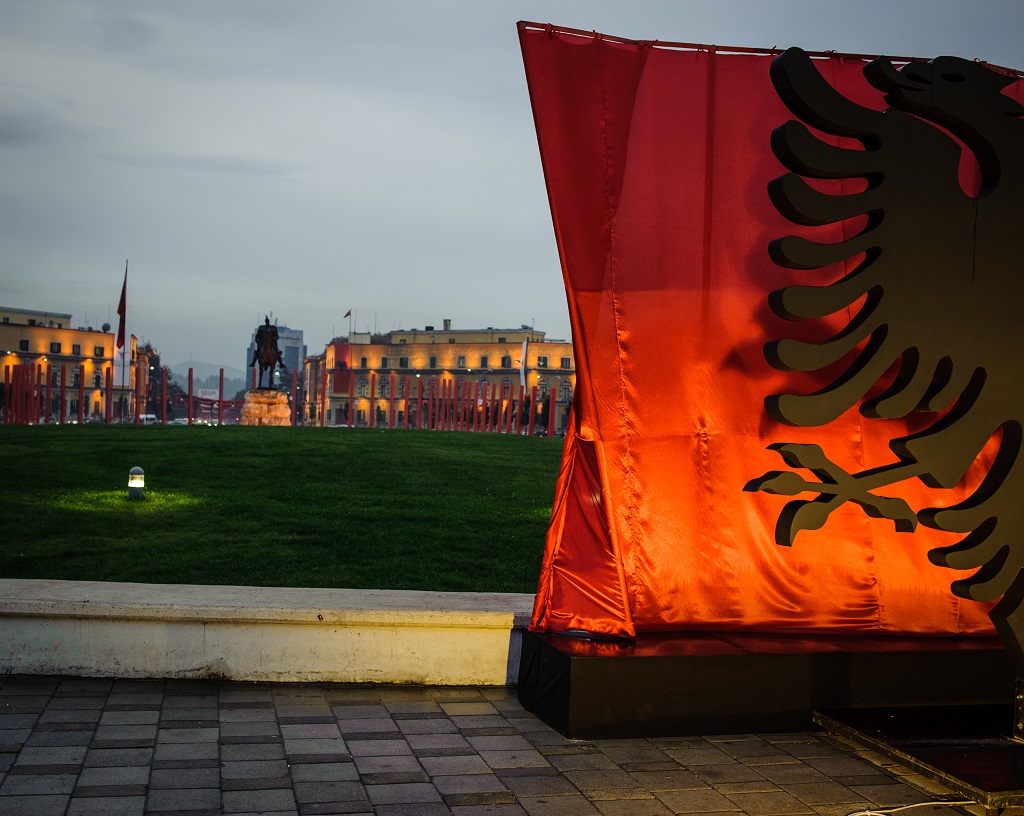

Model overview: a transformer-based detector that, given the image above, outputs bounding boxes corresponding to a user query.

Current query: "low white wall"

[0,580,535,685]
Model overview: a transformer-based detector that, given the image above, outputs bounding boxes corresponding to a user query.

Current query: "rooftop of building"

[0,306,114,333]
[1,306,73,323]
[340,323,568,346]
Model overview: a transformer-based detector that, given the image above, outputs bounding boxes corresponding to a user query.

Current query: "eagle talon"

[749,443,918,534]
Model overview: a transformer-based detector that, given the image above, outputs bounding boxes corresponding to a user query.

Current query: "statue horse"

[251,317,286,389]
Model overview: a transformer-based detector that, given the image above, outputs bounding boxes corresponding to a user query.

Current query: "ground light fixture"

[128,467,145,500]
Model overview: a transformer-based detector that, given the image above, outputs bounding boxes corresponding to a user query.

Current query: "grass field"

[1,425,564,593]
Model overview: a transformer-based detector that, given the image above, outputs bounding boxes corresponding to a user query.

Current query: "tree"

[139,343,171,417]
[520,394,532,430]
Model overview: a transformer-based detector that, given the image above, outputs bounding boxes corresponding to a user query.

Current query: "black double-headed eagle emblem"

[746,48,1024,660]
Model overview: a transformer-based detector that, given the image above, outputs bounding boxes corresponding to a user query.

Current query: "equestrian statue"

[250,316,287,389]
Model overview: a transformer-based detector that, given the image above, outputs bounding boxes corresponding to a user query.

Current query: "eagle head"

[867,55,1022,119]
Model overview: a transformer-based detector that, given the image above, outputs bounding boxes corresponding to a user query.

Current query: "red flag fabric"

[343,309,352,319]
[519,23,1024,640]
[116,263,127,352]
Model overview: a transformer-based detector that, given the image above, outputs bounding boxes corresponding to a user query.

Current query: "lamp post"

[128,467,145,500]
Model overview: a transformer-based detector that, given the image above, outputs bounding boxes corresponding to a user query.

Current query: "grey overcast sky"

[2,1,1022,370]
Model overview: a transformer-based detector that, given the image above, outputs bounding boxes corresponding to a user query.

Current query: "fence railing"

[308,377,567,437]
[2,364,251,426]
[3,364,569,434]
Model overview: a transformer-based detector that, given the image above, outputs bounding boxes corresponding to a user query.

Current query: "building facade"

[303,321,575,433]
[0,306,148,423]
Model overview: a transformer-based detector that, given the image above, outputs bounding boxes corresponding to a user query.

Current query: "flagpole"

[118,261,127,421]
[120,345,126,421]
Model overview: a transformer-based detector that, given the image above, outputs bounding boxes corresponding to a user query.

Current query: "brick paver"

[0,675,977,815]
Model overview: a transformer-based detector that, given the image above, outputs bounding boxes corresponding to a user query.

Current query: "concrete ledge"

[0,579,535,685]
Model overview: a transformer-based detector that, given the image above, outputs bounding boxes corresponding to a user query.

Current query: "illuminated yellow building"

[304,321,575,432]
[0,306,147,422]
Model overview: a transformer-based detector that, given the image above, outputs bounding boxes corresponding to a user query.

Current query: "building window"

[94,372,102,388]
[50,342,62,354]
[561,356,572,369]
[399,339,406,345]
[379,378,389,398]
[381,356,389,369]
[501,356,512,368]
[360,357,368,369]
[429,356,437,368]
[457,356,466,368]
[72,344,81,356]
[72,370,80,387]
[357,376,369,397]
[399,357,409,369]
[498,337,506,343]
[448,338,456,344]
[560,382,573,402]
[19,338,29,351]
[1,317,8,323]
[537,377,549,399]
[94,346,104,357]
[27,319,36,326]
[537,356,548,368]
[479,355,488,369]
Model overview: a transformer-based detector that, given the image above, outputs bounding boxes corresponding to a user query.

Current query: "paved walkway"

[0,674,977,816]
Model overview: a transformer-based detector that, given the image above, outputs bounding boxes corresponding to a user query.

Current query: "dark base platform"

[517,630,1014,739]
[816,706,1024,812]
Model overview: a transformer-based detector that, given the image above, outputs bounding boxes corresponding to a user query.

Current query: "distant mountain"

[170,361,246,382]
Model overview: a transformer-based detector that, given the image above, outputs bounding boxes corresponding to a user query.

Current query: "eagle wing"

[766,47,978,429]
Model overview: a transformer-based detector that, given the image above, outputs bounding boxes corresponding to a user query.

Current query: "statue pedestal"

[241,390,291,427]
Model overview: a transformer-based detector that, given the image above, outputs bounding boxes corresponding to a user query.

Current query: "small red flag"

[116,262,127,352]
[343,309,352,318]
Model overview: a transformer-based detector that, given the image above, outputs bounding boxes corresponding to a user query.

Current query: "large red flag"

[519,23,1024,640]
[116,262,127,354]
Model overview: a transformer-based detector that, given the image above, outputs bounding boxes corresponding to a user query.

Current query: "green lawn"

[1,425,563,593]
